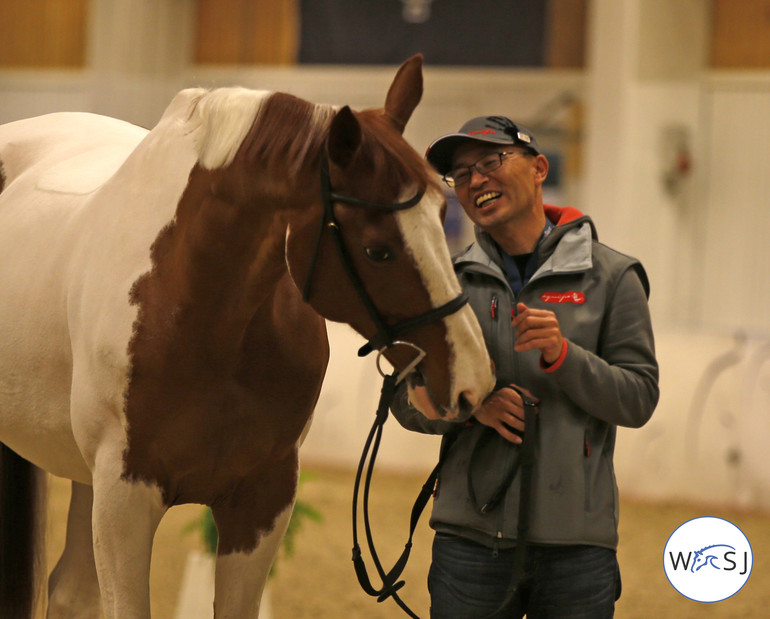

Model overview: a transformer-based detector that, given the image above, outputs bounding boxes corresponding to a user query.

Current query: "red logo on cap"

[469,130,497,136]
[541,291,586,304]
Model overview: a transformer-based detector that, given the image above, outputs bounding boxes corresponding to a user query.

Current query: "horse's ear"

[328,106,362,169]
[384,54,424,134]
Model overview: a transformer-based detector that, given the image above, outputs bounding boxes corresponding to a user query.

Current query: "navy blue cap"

[425,116,540,175]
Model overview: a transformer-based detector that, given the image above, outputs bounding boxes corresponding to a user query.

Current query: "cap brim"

[425,133,515,175]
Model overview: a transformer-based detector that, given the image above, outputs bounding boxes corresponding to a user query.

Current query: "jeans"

[428,533,621,619]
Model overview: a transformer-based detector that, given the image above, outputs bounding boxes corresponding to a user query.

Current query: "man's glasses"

[443,151,530,188]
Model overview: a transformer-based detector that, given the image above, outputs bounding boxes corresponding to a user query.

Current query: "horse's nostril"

[458,391,476,418]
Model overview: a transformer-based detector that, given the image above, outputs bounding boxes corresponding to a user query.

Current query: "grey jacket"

[391,206,659,550]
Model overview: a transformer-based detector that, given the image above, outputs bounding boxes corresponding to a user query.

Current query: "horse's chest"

[122,355,324,504]
[122,270,329,504]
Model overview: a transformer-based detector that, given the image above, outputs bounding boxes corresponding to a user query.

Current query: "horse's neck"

[129,91,332,357]
[145,176,298,361]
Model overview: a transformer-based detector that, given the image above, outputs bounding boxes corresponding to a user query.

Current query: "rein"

[350,372,424,617]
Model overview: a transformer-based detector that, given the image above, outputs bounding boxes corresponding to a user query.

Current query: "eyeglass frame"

[442,150,533,188]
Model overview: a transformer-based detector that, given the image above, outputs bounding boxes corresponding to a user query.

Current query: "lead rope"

[351,372,423,618]
[352,380,538,619]
[479,388,538,619]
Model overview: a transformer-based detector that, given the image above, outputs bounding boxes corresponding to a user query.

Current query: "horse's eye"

[364,246,394,262]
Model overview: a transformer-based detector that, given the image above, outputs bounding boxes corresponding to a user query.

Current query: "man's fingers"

[476,384,538,443]
[504,410,525,430]
[500,384,540,406]
[515,314,559,338]
[496,425,523,444]
[517,385,539,403]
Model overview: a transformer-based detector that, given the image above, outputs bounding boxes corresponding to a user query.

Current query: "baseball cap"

[425,116,540,175]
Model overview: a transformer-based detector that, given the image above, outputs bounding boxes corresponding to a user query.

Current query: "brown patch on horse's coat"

[122,94,331,553]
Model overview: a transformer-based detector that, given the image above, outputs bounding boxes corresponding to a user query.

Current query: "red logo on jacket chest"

[541,291,586,304]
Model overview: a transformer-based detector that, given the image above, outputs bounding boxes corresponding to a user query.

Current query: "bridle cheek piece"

[302,145,469,384]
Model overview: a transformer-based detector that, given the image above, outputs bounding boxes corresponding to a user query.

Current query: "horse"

[0,55,494,618]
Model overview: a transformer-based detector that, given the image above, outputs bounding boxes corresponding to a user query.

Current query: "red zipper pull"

[490,295,498,319]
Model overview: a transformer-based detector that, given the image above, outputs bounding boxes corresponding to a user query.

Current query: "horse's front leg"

[90,444,167,619]
[47,481,101,619]
[212,457,298,618]
[213,501,294,618]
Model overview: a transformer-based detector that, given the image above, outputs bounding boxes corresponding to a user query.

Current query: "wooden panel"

[194,0,243,65]
[711,0,770,68]
[0,0,87,67]
[195,0,298,65]
[545,0,587,68]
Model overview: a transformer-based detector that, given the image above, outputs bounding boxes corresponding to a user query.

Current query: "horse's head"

[286,55,494,421]
[691,544,734,572]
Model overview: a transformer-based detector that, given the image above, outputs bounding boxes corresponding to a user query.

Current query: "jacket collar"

[454,205,597,282]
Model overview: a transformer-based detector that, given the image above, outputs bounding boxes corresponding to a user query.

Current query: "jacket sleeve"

[389,382,459,435]
[549,266,659,428]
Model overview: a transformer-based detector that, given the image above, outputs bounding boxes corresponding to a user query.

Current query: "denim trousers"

[428,533,621,619]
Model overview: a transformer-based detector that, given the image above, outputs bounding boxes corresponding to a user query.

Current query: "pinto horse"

[0,55,493,618]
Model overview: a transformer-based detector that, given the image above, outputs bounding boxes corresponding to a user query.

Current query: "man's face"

[449,142,547,233]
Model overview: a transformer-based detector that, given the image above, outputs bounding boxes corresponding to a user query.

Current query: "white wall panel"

[615,329,770,510]
[697,83,770,334]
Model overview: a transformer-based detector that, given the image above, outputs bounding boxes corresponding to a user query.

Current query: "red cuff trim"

[541,340,568,373]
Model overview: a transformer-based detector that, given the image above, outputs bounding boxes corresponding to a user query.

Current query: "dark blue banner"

[299,0,547,66]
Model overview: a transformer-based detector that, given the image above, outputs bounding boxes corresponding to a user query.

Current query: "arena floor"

[42,465,768,618]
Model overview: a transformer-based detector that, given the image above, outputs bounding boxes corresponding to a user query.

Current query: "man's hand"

[512,302,564,364]
[475,385,538,444]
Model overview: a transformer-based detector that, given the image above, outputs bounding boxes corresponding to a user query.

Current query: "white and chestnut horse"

[0,55,493,618]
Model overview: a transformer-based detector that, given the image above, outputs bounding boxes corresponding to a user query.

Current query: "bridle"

[302,143,469,381]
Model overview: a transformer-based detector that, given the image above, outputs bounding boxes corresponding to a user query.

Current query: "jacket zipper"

[492,530,503,558]
[511,292,521,385]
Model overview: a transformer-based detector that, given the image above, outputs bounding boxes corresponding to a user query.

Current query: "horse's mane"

[185,87,435,193]
[187,87,334,176]
[186,87,268,170]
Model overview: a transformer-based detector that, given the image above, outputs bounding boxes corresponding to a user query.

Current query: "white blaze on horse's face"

[394,185,494,420]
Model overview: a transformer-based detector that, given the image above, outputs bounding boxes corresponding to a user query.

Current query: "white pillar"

[582,0,710,325]
[582,0,640,238]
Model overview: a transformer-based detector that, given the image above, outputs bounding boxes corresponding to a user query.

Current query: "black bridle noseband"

[302,147,469,371]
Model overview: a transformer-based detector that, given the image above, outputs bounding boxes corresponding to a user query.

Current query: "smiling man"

[390,116,660,618]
